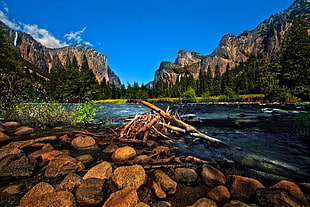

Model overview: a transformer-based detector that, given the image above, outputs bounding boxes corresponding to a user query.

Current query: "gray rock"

[174,168,198,183]
[83,161,112,180]
[71,136,98,150]
[201,164,226,187]
[102,187,139,207]
[57,173,83,192]
[44,154,84,177]
[75,178,107,206]
[112,165,146,190]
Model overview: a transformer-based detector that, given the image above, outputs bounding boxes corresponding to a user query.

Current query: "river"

[90,102,310,183]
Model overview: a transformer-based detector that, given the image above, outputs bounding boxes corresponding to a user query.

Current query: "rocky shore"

[0,121,309,207]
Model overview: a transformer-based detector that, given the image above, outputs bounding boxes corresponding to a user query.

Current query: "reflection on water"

[90,102,310,183]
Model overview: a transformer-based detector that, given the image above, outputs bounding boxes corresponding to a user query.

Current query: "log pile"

[114,101,242,151]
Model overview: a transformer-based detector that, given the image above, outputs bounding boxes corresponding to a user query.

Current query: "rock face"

[152,0,310,85]
[0,21,121,86]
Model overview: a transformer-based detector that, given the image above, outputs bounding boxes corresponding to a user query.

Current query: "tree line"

[0,16,309,104]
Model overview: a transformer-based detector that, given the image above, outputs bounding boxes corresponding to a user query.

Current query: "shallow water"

[91,102,310,183]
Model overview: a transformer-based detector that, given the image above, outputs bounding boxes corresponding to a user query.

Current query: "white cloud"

[0,10,20,30]
[84,41,94,47]
[65,27,86,43]
[23,24,68,48]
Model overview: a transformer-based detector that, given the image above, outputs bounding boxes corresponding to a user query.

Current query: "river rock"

[207,185,231,203]
[75,178,107,206]
[14,126,35,136]
[71,135,98,150]
[2,184,22,194]
[18,191,76,207]
[112,165,146,190]
[174,168,198,184]
[103,143,118,153]
[152,170,177,195]
[57,173,83,192]
[229,175,264,202]
[44,154,84,177]
[256,188,307,207]
[223,200,252,207]
[102,187,139,207]
[152,201,172,207]
[19,182,55,205]
[75,154,94,165]
[271,180,309,207]
[136,202,151,207]
[111,146,137,162]
[0,131,10,142]
[186,198,217,207]
[83,161,112,180]
[0,153,37,177]
[152,179,167,199]
[201,164,226,187]
[2,121,20,128]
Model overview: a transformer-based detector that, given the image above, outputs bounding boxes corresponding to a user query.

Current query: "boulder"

[57,173,83,192]
[18,191,76,207]
[14,126,35,136]
[0,131,10,142]
[102,187,139,207]
[256,188,307,207]
[207,185,231,203]
[19,182,55,206]
[152,170,177,195]
[271,180,309,207]
[71,136,98,150]
[44,154,84,177]
[111,146,136,162]
[83,161,112,180]
[174,168,198,184]
[186,198,217,207]
[201,164,226,187]
[229,175,264,202]
[75,178,107,206]
[112,165,146,190]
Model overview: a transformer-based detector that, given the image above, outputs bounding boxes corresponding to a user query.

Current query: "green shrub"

[72,104,98,125]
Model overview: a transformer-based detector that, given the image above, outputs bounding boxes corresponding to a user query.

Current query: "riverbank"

[0,121,309,207]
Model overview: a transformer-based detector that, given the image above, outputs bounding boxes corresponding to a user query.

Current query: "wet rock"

[19,182,55,206]
[229,175,264,202]
[2,184,22,194]
[57,173,83,192]
[102,187,139,207]
[134,155,151,163]
[152,201,172,207]
[152,180,167,198]
[223,200,251,207]
[271,180,309,207]
[14,126,35,136]
[152,170,177,195]
[28,143,55,158]
[0,131,10,142]
[83,161,112,180]
[186,198,217,207]
[136,202,151,207]
[18,191,76,207]
[34,136,57,142]
[174,168,198,184]
[2,121,20,128]
[112,165,146,190]
[201,164,226,187]
[71,136,98,150]
[75,154,94,165]
[103,143,118,153]
[112,146,136,162]
[207,185,231,203]
[0,153,37,177]
[75,178,107,206]
[256,188,306,207]
[44,154,85,177]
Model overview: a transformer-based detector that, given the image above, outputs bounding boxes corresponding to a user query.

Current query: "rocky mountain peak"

[174,50,200,67]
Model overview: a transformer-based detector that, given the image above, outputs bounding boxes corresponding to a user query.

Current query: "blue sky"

[1,0,294,85]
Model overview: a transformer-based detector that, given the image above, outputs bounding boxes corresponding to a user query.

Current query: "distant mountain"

[0,21,121,87]
[152,0,310,85]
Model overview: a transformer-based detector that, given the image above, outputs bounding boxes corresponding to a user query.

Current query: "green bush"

[72,104,98,125]
[182,87,198,103]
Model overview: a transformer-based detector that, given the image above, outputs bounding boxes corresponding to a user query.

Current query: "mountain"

[152,0,310,85]
[0,21,121,87]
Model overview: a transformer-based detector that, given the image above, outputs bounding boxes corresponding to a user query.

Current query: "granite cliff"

[0,21,121,87]
[153,0,310,85]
